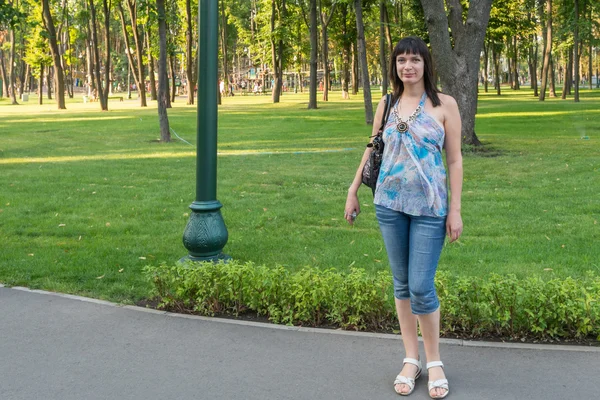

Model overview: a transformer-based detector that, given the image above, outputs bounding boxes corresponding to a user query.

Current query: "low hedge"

[143,261,600,341]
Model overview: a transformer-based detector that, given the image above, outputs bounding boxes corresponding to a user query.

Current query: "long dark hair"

[389,36,440,107]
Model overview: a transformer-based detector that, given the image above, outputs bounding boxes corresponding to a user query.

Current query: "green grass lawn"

[1,89,599,303]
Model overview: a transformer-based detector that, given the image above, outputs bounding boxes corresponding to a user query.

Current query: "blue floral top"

[374,93,448,217]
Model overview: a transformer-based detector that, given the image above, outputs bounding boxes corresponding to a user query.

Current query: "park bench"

[108,96,124,102]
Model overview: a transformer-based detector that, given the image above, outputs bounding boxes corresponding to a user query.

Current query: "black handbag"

[361,94,392,194]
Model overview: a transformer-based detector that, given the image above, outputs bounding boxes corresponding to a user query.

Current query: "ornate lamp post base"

[181,200,230,262]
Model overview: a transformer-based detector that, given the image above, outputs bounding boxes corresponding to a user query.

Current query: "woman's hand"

[446,210,463,242]
[344,192,361,225]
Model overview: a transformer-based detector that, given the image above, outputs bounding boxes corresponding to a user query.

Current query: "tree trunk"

[492,44,501,95]
[42,0,66,109]
[88,0,107,110]
[340,4,350,99]
[170,53,176,103]
[8,29,18,104]
[220,0,230,98]
[483,40,489,93]
[539,0,552,101]
[47,67,52,99]
[382,2,393,57]
[156,0,171,142]
[308,0,318,109]
[0,50,8,98]
[185,0,194,105]
[527,27,538,96]
[549,54,556,97]
[101,0,111,110]
[354,0,373,124]
[118,2,142,102]
[379,0,388,96]
[39,65,44,105]
[588,39,593,90]
[269,0,283,103]
[421,0,493,145]
[573,0,579,102]
[319,2,336,102]
[147,30,158,101]
[125,0,147,106]
[562,48,572,99]
[351,40,358,95]
[513,36,519,90]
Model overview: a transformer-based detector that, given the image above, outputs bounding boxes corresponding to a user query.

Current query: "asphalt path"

[1,286,598,400]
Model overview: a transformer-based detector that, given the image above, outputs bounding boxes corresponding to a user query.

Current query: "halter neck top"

[373,93,448,217]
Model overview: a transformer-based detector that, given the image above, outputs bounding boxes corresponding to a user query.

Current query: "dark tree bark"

[539,0,552,101]
[483,40,489,93]
[146,30,157,101]
[0,50,8,98]
[38,64,44,105]
[42,0,65,109]
[527,14,538,97]
[562,47,572,99]
[382,2,393,57]
[340,3,351,99]
[421,0,493,145]
[101,0,111,109]
[8,29,18,104]
[573,0,579,102]
[354,0,373,124]
[156,0,170,142]
[88,0,107,110]
[513,36,519,90]
[308,0,318,109]
[125,0,147,106]
[269,0,285,103]
[319,0,336,101]
[379,0,388,95]
[351,40,358,95]
[118,1,144,103]
[185,0,195,105]
[549,54,556,97]
[169,53,176,104]
[220,0,230,98]
[47,67,52,99]
[492,44,501,95]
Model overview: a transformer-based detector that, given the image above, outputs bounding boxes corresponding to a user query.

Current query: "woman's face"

[396,52,425,84]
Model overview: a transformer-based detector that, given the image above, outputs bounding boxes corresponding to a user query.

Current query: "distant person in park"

[344,36,463,399]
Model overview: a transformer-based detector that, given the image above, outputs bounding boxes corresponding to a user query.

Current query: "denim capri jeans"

[375,204,446,315]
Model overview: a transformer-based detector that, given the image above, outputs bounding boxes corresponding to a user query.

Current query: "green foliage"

[145,261,600,340]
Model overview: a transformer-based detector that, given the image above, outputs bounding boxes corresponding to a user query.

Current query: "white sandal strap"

[394,374,415,388]
[428,379,449,390]
[403,357,422,369]
[426,361,444,370]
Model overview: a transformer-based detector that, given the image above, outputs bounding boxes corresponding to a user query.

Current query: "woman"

[344,37,463,399]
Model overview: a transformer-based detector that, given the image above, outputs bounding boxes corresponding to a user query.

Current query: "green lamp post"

[181,0,229,262]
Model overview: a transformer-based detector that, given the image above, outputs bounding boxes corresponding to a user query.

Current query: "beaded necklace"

[393,95,424,133]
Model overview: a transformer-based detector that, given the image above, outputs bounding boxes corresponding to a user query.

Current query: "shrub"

[144,262,600,341]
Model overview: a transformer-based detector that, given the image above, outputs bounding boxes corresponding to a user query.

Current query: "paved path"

[1,286,598,400]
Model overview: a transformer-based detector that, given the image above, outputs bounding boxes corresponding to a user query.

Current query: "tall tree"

[156,0,170,141]
[307,0,317,109]
[184,0,195,104]
[539,0,552,101]
[117,0,146,106]
[318,0,336,101]
[421,0,493,145]
[125,0,148,106]
[353,0,373,124]
[379,0,388,95]
[573,0,580,102]
[88,0,107,109]
[41,0,66,109]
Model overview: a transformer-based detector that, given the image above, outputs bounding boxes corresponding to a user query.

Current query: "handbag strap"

[377,93,392,136]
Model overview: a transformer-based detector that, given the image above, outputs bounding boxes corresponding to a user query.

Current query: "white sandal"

[394,357,422,396]
[426,361,449,399]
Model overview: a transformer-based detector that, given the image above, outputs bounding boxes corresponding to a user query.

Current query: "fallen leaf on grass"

[139,256,146,260]
[105,222,111,227]
[78,236,82,241]
[363,254,369,257]
[58,224,66,227]
[545,235,551,241]
[348,261,356,267]
[96,275,105,279]
[118,269,124,273]
[561,245,565,248]
[374,259,381,263]
[28,253,34,256]
[544,268,553,271]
